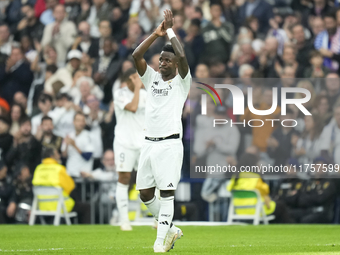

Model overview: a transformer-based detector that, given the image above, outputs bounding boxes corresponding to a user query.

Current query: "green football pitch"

[1,225,340,254]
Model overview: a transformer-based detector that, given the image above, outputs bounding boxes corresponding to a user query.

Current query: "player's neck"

[161,73,176,81]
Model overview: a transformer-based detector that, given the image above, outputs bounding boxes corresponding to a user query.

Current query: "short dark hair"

[56,93,72,101]
[194,6,203,16]
[324,11,336,20]
[121,67,137,83]
[191,18,201,28]
[42,147,55,159]
[19,116,31,126]
[162,44,176,56]
[38,93,53,103]
[310,50,322,59]
[46,64,58,74]
[74,111,85,120]
[41,116,53,123]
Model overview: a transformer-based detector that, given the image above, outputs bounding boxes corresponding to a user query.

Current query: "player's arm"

[163,9,189,79]
[132,22,166,76]
[124,74,143,113]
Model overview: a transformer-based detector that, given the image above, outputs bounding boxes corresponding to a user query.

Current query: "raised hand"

[163,9,174,30]
[154,21,166,37]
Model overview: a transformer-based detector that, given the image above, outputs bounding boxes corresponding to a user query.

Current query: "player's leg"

[152,140,184,252]
[116,171,131,230]
[114,146,136,231]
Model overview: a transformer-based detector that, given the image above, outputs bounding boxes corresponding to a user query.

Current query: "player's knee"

[139,189,154,202]
[118,172,131,185]
[160,190,175,198]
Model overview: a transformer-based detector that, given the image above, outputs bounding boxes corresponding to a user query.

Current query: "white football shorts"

[136,139,183,190]
[114,143,140,172]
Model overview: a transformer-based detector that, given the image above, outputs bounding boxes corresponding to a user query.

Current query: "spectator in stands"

[272,45,304,78]
[85,94,104,169]
[9,104,26,136]
[201,3,234,63]
[0,47,34,105]
[15,4,45,42]
[194,102,240,168]
[195,63,209,78]
[323,73,340,108]
[307,0,332,19]
[237,0,273,34]
[44,49,82,94]
[6,164,33,223]
[267,108,299,166]
[81,149,117,205]
[0,24,14,56]
[0,160,12,223]
[32,148,91,223]
[6,117,42,174]
[31,93,53,135]
[71,21,98,57]
[304,50,329,79]
[0,116,13,165]
[320,104,340,165]
[78,0,112,38]
[61,112,94,178]
[314,11,340,72]
[41,4,77,63]
[312,95,332,125]
[13,92,28,110]
[39,0,58,25]
[258,37,278,77]
[183,18,204,72]
[291,24,314,68]
[311,16,325,39]
[64,0,81,23]
[294,114,324,165]
[93,37,122,103]
[36,116,63,152]
[119,22,143,59]
[53,93,76,138]
[72,76,104,113]
[240,88,281,153]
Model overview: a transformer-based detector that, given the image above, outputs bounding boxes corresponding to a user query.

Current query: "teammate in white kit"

[132,10,191,253]
[114,68,146,231]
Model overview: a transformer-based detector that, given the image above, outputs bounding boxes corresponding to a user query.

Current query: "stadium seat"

[29,186,78,226]
[227,190,275,225]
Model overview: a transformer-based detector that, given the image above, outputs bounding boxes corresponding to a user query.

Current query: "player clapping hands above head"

[132,9,191,253]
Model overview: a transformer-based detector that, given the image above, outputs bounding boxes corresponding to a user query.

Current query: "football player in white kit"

[132,10,191,253]
[114,68,146,231]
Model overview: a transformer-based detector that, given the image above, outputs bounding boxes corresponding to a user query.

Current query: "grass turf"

[1,225,340,254]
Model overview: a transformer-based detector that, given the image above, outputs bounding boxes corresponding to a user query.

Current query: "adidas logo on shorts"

[159,221,169,225]
[167,183,174,188]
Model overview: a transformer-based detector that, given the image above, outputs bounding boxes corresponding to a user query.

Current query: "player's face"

[159,51,177,76]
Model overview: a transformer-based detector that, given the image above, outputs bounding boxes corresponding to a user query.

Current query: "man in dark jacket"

[201,3,234,64]
[237,0,274,34]
[6,117,42,175]
[0,47,34,105]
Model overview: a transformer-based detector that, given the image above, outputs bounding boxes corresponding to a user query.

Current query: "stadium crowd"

[1,0,340,224]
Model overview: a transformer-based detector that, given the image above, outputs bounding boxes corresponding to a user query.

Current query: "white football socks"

[156,196,174,244]
[116,182,129,224]
[144,196,161,220]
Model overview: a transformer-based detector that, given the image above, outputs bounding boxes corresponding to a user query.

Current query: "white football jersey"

[139,65,191,138]
[114,86,146,149]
